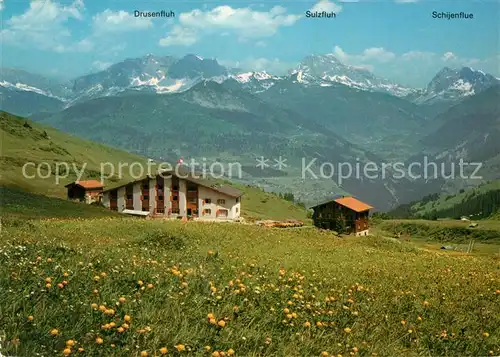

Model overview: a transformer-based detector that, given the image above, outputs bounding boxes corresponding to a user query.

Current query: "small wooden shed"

[65,180,104,204]
[310,196,373,236]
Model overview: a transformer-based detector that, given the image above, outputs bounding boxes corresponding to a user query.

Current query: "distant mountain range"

[2,53,499,117]
[1,53,499,210]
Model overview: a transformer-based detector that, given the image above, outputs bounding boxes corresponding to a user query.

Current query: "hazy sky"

[1,0,499,87]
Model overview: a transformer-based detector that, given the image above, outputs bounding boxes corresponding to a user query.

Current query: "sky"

[1,0,499,87]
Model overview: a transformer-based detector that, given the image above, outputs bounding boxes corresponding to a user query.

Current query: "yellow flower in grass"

[50,329,59,336]
[175,344,186,352]
[63,348,72,356]
[304,321,311,328]
[27,315,34,321]
[212,352,221,357]
[160,347,168,354]
[66,340,75,347]
[344,327,352,333]
[124,315,131,322]
[321,352,329,357]
[95,337,103,344]
[204,346,212,352]
[227,348,235,356]
[118,297,126,304]
[217,320,226,328]
[140,351,148,357]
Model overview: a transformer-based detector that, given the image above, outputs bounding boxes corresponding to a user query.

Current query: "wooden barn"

[310,196,373,236]
[65,180,104,204]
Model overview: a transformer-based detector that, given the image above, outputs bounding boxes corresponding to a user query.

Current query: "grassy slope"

[0,186,121,220]
[412,180,500,216]
[0,111,309,221]
[0,218,498,356]
[0,111,148,197]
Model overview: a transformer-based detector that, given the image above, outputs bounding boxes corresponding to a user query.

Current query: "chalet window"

[204,198,212,204]
[217,199,226,205]
[188,197,196,203]
[236,197,240,203]
[173,196,178,201]
[126,194,133,200]
[203,209,212,216]
[142,184,149,190]
[187,185,197,191]
[143,195,149,200]
[159,196,164,201]
[235,207,239,213]
[172,185,179,191]
[217,209,228,217]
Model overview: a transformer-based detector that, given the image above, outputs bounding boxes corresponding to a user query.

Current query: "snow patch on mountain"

[288,54,417,97]
[411,66,500,104]
[450,79,475,96]
[0,80,67,101]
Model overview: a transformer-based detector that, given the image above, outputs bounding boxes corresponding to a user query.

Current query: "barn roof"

[310,196,373,212]
[65,180,104,189]
[334,197,373,212]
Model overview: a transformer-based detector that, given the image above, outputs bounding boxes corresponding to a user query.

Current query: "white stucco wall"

[197,186,239,220]
[149,178,156,214]
[102,192,110,208]
[117,187,125,212]
[163,176,171,213]
[179,179,187,217]
[133,182,141,211]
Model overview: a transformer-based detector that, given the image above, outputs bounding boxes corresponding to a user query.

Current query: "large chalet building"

[310,196,373,236]
[101,169,243,220]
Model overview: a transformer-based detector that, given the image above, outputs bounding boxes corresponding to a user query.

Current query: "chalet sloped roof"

[310,195,373,212]
[101,167,243,198]
[334,197,373,212]
[65,180,104,189]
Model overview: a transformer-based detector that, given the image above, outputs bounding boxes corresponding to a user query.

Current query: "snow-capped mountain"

[410,66,500,104]
[288,54,417,97]
[226,71,282,93]
[0,68,70,100]
[70,54,229,103]
[0,68,68,116]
